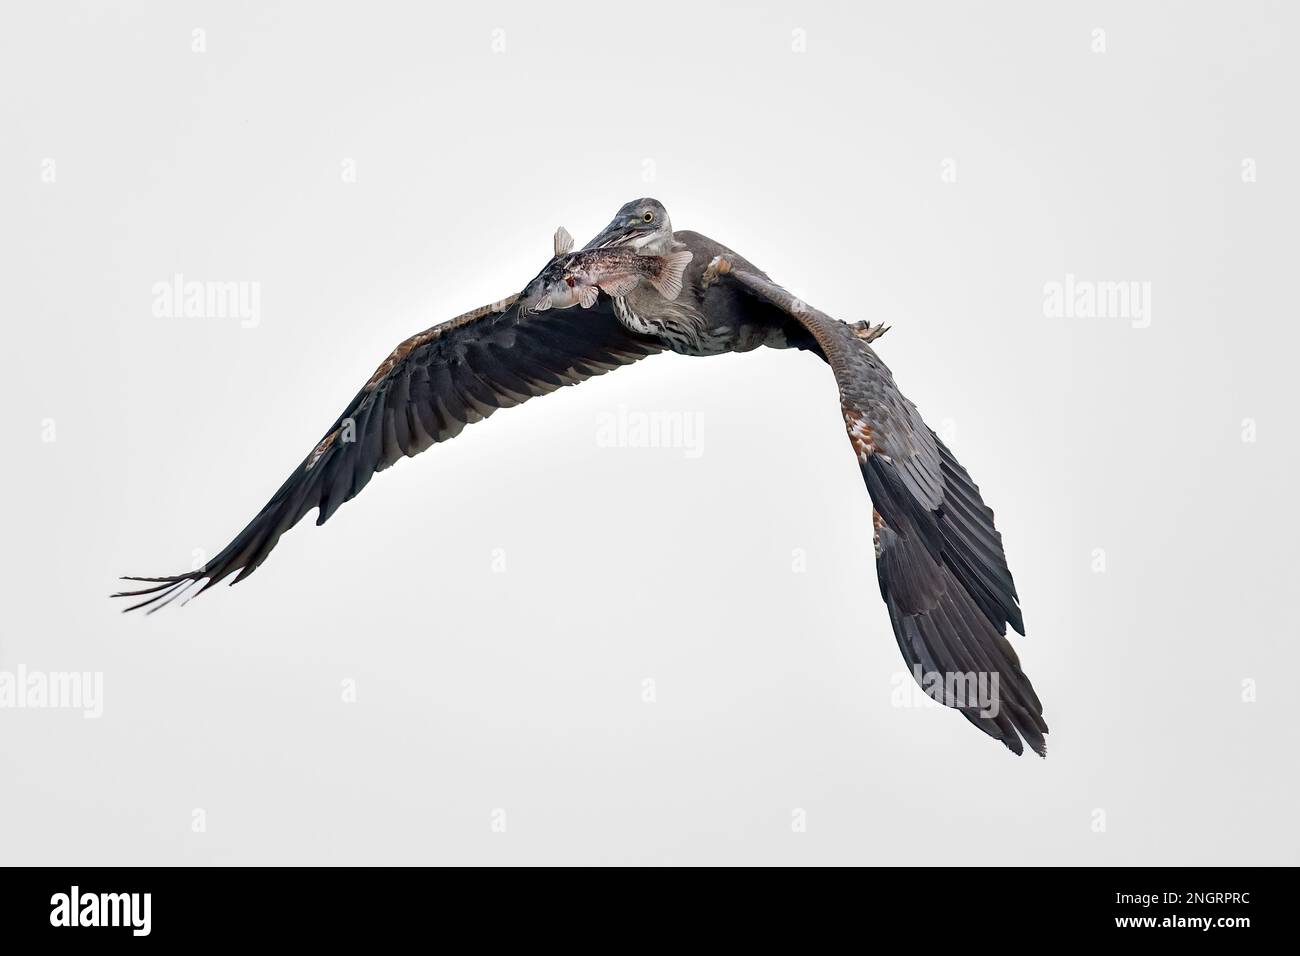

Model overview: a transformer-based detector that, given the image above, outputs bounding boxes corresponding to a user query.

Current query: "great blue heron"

[115,198,1047,757]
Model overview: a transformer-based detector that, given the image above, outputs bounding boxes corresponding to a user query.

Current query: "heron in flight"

[116,198,1047,757]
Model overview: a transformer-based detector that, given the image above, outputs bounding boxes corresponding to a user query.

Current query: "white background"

[1,1,1296,864]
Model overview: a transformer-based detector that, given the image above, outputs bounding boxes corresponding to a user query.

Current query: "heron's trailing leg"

[702,255,888,343]
[700,255,733,291]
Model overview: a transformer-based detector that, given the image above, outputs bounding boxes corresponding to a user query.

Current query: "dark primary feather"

[114,296,661,612]
[715,266,1047,756]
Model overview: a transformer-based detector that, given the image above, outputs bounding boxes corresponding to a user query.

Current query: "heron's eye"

[642,211,654,223]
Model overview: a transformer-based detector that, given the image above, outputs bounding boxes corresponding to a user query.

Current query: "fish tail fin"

[650,250,694,300]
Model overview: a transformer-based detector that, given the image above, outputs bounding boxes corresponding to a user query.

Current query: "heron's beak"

[588,221,640,249]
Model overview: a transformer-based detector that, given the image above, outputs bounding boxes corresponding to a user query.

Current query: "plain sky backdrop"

[2,1,1296,864]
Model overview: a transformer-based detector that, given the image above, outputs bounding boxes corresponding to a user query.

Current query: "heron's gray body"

[613,230,802,356]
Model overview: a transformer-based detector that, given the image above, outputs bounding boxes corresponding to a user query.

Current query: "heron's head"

[587,198,673,253]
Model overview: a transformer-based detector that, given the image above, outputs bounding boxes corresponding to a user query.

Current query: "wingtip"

[111,572,210,613]
[997,726,1048,759]
[1010,713,1049,759]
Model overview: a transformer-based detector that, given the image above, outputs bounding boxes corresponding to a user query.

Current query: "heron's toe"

[701,255,733,290]
[850,320,890,343]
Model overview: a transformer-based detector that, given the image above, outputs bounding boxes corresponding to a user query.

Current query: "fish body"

[519,227,693,315]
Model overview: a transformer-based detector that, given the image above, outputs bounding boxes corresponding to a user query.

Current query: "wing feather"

[115,296,661,611]
[719,266,1046,755]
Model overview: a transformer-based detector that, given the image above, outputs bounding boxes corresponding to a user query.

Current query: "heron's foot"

[700,255,733,291]
[850,320,890,343]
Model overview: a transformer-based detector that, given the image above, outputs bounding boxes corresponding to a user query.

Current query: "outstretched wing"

[720,267,1047,756]
[115,295,661,612]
